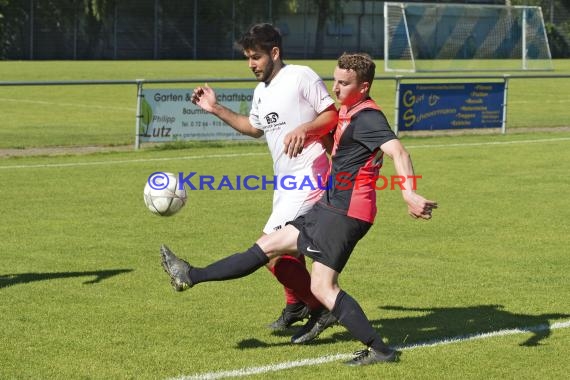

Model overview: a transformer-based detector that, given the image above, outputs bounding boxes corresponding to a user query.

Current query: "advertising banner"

[138,88,255,142]
[397,82,505,132]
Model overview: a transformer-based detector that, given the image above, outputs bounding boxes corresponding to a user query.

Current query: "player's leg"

[160,225,300,290]
[287,203,347,344]
[289,205,400,365]
[263,189,324,330]
[266,255,310,330]
[310,262,398,365]
[289,260,339,344]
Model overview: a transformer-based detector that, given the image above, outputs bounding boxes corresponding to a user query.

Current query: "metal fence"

[1,0,569,60]
[2,73,569,150]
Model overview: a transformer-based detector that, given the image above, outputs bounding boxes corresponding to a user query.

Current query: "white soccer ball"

[143,172,187,216]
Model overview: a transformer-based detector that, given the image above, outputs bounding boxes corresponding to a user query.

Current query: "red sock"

[284,254,305,305]
[269,255,322,310]
[283,286,299,305]
[268,256,300,304]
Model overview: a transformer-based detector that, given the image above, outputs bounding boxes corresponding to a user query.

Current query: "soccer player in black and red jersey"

[160,53,437,365]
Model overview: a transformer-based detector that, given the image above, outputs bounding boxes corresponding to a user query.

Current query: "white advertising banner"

[138,88,255,142]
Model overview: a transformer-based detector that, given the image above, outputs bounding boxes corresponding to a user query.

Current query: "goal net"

[384,2,553,72]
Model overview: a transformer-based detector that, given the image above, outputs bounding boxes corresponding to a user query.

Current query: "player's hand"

[404,193,438,220]
[284,126,307,158]
[190,83,217,113]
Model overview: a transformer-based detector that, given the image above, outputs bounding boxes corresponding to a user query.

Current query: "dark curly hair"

[237,23,284,57]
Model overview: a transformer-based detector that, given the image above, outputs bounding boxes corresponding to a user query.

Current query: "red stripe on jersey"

[347,149,384,222]
[335,99,384,223]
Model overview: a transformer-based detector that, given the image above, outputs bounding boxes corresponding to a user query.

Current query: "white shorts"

[263,187,324,234]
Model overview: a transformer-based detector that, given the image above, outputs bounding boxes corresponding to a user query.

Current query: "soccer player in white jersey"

[189,23,338,341]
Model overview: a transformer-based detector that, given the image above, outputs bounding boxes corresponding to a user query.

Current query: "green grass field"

[1,61,569,379]
[1,131,569,379]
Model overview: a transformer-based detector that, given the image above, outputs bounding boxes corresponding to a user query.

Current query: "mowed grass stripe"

[1,136,569,170]
[0,96,135,111]
[0,152,268,170]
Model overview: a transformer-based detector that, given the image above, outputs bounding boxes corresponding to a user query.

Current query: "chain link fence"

[1,0,568,60]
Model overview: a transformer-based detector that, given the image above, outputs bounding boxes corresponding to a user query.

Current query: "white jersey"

[248,64,335,233]
[249,64,334,177]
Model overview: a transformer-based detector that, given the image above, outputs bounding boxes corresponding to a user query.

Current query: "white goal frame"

[384,2,553,72]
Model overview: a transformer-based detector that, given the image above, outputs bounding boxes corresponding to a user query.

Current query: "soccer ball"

[143,172,187,216]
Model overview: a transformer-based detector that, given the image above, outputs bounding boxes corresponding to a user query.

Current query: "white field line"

[1,137,569,171]
[0,152,268,170]
[171,320,570,380]
[0,97,134,111]
[405,136,570,149]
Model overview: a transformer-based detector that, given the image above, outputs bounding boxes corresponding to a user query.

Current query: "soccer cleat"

[290,308,338,344]
[160,244,194,291]
[344,347,400,366]
[268,302,310,331]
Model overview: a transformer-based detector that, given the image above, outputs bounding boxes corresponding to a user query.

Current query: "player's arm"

[320,132,334,156]
[380,139,438,220]
[208,103,263,138]
[191,84,263,138]
[284,104,338,158]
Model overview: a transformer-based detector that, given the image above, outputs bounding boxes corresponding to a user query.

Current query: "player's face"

[244,47,278,84]
[332,66,369,107]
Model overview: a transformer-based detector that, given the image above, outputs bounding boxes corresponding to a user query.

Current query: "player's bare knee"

[256,234,274,252]
[256,225,299,255]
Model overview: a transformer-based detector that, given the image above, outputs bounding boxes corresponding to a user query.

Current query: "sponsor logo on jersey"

[264,112,279,124]
[263,112,286,131]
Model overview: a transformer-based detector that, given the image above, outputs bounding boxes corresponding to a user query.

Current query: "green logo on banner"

[140,98,153,136]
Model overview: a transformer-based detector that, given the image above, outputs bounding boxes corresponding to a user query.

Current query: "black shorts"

[288,202,372,273]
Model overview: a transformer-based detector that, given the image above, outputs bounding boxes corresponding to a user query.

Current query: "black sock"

[331,290,390,353]
[189,244,269,284]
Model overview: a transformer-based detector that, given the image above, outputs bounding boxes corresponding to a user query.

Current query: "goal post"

[384,2,553,72]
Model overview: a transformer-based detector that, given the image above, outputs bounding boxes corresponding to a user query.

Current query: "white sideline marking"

[171,320,570,380]
[0,97,134,111]
[1,137,569,171]
[405,136,570,149]
[0,152,267,170]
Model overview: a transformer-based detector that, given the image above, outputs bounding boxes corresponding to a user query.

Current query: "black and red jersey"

[321,98,397,223]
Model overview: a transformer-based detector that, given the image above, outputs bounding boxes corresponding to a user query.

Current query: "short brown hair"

[337,53,375,85]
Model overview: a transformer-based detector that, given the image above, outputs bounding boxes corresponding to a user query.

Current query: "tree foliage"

[84,0,111,21]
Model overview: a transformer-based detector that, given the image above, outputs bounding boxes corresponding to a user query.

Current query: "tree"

[313,0,332,58]
[83,0,111,21]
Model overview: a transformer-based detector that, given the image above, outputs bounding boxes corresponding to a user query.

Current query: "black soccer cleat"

[268,302,310,331]
[290,307,338,344]
[344,347,401,366]
[160,244,194,291]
